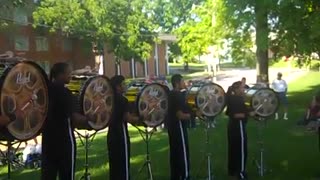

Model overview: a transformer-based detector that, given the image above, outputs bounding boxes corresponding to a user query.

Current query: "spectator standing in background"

[271,72,288,120]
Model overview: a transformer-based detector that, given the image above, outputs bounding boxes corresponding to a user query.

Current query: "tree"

[216,0,320,82]
[33,0,156,66]
[173,0,227,70]
[151,0,205,33]
[0,0,28,29]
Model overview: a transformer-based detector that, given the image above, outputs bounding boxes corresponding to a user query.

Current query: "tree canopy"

[173,0,320,81]
[33,0,156,62]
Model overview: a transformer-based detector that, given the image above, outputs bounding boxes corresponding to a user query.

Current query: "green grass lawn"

[1,72,320,179]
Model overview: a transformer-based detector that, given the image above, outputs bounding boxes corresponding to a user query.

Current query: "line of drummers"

[0,61,279,180]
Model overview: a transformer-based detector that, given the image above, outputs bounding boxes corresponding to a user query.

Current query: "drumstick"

[21,94,38,111]
[255,98,268,111]
[147,102,161,115]
[93,106,100,114]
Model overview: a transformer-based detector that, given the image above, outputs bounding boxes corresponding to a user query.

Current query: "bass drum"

[245,87,279,118]
[69,75,113,131]
[0,60,49,141]
[190,83,226,117]
[136,83,169,127]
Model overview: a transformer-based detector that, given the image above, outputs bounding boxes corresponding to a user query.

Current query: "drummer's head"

[110,75,126,94]
[171,74,186,90]
[49,62,72,84]
[277,72,282,80]
[229,81,244,96]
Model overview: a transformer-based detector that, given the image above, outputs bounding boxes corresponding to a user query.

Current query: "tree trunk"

[184,61,189,71]
[255,1,269,84]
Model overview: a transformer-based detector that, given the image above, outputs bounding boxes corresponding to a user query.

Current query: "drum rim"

[0,60,49,141]
[136,83,169,127]
[248,87,280,118]
[193,82,226,117]
[79,75,113,131]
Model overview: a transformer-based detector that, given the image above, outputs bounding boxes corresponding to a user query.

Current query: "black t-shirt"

[43,82,75,142]
[167,90,190,131]
[108,93,129,138]
[226,94,249,121]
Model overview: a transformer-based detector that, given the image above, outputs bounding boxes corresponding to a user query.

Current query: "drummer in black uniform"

[107,75,140,180]
[226,81,254,180]
[41,62,93,180]
[167,74,202,180]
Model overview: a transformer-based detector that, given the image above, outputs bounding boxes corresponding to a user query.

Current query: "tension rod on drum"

[134,126,156,180]
[75,130,97,180]
[253,117,271,177]
[197,116,215,180]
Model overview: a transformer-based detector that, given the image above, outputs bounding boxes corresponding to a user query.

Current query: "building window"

[36,37,49,51]
[15,35,29,51]
[63,39,73,51]
[36,61,50,74]
[13,8,28,26]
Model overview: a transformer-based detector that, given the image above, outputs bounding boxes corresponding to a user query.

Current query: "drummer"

[167,74,202,180]
[226,81,254,180]
[107,75,140,180]
[41,62,94,180]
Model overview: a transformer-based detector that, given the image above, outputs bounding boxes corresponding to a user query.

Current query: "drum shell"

[0,61,49,141]
[135,83,169,127]
[67,75,113,131]
[244,87,279,118]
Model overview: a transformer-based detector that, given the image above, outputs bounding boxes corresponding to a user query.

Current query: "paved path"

[214,67,307,91]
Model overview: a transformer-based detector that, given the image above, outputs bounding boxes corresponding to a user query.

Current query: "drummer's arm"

[0,116,10,127]
[65,90,92,128]
[71,113,92,129]
[123,98,140,124]
[124,112,140,124]
[176,110,192,121]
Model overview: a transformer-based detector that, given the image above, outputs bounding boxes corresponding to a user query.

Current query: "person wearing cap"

[271,72,288,120]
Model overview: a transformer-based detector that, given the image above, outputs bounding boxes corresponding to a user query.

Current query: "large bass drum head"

[137,83,168,127]
[79,75,113,130]
[246,88,279,117]
[196,83,226,117]
[0,61,49,141]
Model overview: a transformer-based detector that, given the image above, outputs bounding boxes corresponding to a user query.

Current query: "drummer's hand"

[86,114,96,123]
[196,110,205,120]
[0,116,10,127]
[249,111,256,117]
[14,109,25,122]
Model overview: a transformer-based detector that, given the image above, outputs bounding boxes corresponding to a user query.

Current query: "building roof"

[158,34,177,42]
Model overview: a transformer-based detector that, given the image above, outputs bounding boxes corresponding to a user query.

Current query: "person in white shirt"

[272,72,288,120]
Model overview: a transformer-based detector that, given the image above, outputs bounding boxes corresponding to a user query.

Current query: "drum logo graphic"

[16,72,31,85]
[148,88,159,97]
[93,82,104,93]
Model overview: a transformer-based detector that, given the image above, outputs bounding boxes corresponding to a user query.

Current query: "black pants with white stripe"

[41,135,76,180]
[107,131,130,180]
[227,119,247,179]
[168,122,190,180]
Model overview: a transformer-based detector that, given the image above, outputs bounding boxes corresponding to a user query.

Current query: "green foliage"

[0,0,28,29]
[33,0,156,62]
[151,0,204,33]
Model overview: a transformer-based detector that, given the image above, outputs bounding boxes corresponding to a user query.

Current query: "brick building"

[0,1,175,78]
